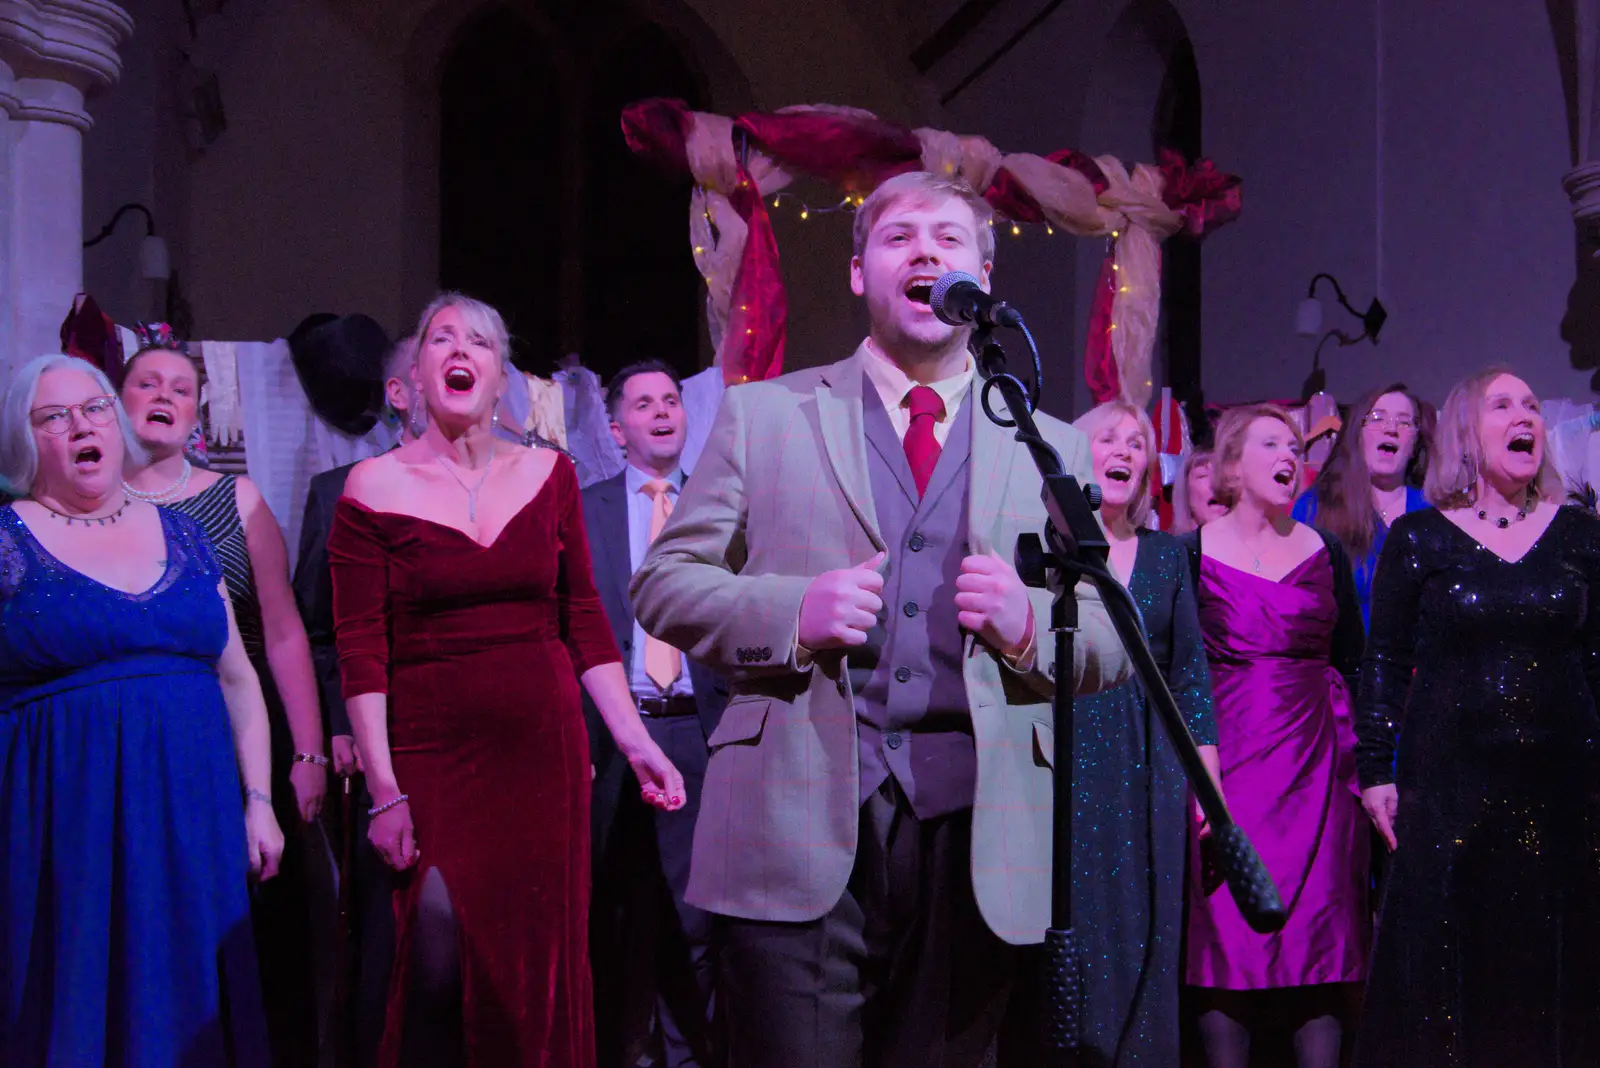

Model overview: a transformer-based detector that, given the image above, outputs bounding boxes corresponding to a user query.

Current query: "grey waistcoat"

[852,375,976,819]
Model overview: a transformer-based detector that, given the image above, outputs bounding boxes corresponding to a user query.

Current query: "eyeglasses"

[30,396,118,435]
[1363,411,1416,431]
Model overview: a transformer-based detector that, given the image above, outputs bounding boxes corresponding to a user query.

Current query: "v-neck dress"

[1354,505,1600,1067]
[328,456,619,1068]
[0,504,269,1067]
[1184,539,1371,989]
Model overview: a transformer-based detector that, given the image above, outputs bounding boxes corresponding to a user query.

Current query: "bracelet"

[367,794,409,818]
[243,787,272,806]
[293,752,330,767]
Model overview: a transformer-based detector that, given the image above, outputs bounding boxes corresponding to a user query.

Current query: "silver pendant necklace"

[434,438,496,522]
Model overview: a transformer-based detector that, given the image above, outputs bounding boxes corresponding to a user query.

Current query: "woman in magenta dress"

[1183,404,1369,1068]
[329,293,685,1068]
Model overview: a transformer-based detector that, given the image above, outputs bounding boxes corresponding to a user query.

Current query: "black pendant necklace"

[37,498,130,527]
[1476,503,1529,529]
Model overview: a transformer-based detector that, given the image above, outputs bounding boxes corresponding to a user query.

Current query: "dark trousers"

[592,713,718,1068]
[323,775,397,1068]
[717,779,1038,1068]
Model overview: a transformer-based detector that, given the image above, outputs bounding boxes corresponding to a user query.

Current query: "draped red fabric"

[619,99,1243,391]
[985,148,1110,222]
[1159,149,1243,237]
[721,164,786,385]
[734,110,922,194]
[619,98,694,176]
[1084,253,1120,404]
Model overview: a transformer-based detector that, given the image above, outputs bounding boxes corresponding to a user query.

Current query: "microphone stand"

[968,323,1288,1065]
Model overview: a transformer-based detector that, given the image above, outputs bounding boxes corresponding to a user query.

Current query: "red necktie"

[903,385,946,498]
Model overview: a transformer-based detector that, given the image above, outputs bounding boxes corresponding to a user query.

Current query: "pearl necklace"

[122,459,192,504]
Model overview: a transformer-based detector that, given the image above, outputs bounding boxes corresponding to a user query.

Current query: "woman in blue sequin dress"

[0,355,283,1068]
[1068,402,1219,1065]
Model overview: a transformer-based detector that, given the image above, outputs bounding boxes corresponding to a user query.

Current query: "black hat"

[287,313,389,437]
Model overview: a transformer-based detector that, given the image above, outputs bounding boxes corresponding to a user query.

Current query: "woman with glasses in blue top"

[1293,384,1433,627]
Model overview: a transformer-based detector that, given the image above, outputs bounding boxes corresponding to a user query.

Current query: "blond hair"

[1073,401,1159,528]
[1424,366,1561,509]
[852,171,996,263]
[1211,403,1304,509]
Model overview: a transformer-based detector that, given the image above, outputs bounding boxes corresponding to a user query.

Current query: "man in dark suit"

[583,360,727,1068]
[292,336,420,1068]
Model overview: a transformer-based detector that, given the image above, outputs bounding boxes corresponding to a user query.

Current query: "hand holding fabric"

[370,800,421,871]
[955,549,1035,658]
[798,551,886,650]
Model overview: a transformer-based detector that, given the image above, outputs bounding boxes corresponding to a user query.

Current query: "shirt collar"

[625,464,684,495]
[859,337,974,419]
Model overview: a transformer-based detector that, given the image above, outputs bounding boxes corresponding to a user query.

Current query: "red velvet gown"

[329,457,618,1067]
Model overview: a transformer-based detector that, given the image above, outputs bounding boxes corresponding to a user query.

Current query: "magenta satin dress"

[1184,543,1371,989]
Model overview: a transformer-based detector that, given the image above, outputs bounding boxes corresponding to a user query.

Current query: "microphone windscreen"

[930,271,982,326]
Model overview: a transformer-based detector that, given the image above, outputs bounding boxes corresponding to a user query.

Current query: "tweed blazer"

[630,344,1132,944]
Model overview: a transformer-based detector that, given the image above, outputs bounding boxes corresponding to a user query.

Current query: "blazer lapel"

[595,475,634,620]
[967,376,1020,554]
[815,348,885,550]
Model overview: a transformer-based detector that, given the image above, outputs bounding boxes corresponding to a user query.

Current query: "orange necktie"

[642,479,682,691]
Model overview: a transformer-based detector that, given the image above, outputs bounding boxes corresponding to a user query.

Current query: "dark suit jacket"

[581,471,728,852]
[293,462,357,738]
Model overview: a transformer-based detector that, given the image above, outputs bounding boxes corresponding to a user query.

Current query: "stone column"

[0,1,133,379]
[1563,1,1600,245]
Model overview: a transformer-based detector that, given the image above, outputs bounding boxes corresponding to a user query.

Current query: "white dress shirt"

[858,337,974,445]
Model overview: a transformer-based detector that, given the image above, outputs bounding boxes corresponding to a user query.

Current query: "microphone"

[929,271,1024,329]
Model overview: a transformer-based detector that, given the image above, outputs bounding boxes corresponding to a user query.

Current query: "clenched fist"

[799,551,886,650]
[955,550,1035,658]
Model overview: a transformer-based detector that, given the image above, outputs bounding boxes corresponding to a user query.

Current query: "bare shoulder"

[343,450,405,507]
[230,473,269,515]
[506,440,562,484]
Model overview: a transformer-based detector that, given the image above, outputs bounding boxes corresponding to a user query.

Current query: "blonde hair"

[412,292,531,432]
[1171,446,1215,534]
[1073,401,1159,528]
[852,171,996,263]
[1424,365,1561,509]
[1211,403,1304,509]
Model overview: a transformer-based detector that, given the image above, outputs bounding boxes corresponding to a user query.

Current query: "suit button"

[836,676,848,695]
[894,666,911,683]
[903,600,918,618]
[885,731,903,750]
[908,533,926,552]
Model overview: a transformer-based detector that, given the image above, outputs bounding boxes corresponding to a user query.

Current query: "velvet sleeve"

[1355,514,1425,788]
[329,499,392,699]
[554,457,622,676]
[1164,540,1217,746]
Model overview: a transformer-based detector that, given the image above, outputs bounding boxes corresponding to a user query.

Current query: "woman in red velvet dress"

[329,292,685,1068]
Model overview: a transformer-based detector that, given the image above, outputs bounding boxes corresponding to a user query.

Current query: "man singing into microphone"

[630,171,1131,1067]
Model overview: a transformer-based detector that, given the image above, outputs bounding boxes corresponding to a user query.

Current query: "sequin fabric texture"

[1355,505,1600,1067]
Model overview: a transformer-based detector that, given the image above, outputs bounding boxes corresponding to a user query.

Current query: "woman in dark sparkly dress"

[1355,367,1600,1067]
[1067,402,1218,1065]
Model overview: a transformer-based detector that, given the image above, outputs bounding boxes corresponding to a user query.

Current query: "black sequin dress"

[1354,505,1600,1067]
[1072,530,1215,1065]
